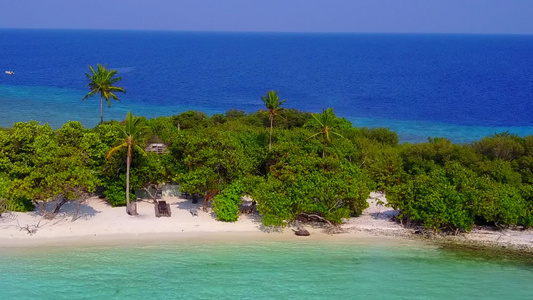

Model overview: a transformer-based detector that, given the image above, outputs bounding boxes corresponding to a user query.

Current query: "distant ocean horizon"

[1,29,532,143]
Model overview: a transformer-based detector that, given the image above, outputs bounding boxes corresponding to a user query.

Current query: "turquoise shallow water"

[1,240,532,300]
[2,84,532,144]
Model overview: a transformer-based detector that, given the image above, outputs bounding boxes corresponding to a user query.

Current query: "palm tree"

[307,108,344,158]
[82,64,126,124]
[261,90,286,151]
[106,112,149,215]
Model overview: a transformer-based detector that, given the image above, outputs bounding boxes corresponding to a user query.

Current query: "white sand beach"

[1,192,532,251]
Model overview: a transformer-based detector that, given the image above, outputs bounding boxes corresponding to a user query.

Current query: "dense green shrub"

[102,180,130,207]
[388,161,532,231]
[355,127,399,146]
[471,179,529,226]
[211,113,227,124]
[213,182,243,222]
[476,159,522,186]
[355,138,403,191]
[172,110,208,129]
[255,136,371,226]
[388,166,475,231]
[474,132,525,161]
[225,109,247,118]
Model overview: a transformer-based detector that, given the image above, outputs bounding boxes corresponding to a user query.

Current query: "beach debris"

[240,201,256,214]
[155,200,171,217]
[189,208,198,217]
[294,228,310,236]
[16,219,41,236]
[293,220,311,237]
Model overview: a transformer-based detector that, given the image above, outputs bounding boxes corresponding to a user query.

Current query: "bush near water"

[0,110,532,231]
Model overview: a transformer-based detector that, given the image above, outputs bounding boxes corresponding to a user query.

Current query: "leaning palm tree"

[306,108,344,158]
[106,112,149,215]
[82,64,126,124]
[261,90,286,151]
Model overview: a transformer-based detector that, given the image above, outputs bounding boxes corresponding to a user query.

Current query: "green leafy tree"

[82,64,126,124]
[172,110,208,130]
[474,132,525,161]
[306,108,344,157]
[170,122,265,212]
[225,109,247,119]
[136,152,172,204]
[0,121,98,216]
[254,129,370,227]
[354,127,399,146]
[256,153,370,227]
[106,112,149,215]
[261,90,286,151]
[387,164,476,231]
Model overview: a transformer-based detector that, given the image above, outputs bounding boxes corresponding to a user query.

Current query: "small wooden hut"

[145,143,168,154]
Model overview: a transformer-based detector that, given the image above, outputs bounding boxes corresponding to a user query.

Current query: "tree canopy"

[1,108,531,231]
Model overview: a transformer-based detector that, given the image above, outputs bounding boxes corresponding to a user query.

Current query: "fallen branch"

[300,213,334,227]
[16,219,42,236]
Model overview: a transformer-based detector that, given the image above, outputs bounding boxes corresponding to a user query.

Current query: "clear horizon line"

[1,26,532,36]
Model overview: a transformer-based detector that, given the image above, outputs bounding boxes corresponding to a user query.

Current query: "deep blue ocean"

[1,29,532,143]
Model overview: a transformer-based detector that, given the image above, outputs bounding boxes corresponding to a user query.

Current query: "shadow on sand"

[370,209,399,221]
[28,199,102,222]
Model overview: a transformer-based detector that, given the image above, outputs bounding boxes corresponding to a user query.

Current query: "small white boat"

[5,71,15,75]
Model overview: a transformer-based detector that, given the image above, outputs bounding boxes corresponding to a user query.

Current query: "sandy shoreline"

[1,192,532,253]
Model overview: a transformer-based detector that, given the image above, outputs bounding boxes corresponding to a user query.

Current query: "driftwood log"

[293,220,310,236]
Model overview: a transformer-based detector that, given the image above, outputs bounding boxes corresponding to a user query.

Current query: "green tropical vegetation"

[306,108,346,158]
[106,112,150,215]
[260,90,286,151]
[82,64,126,124]
[1,93,532,231]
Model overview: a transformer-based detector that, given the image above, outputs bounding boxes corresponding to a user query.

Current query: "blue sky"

[0,0,531,34]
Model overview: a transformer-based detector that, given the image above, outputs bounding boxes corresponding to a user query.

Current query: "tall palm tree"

[82,64,126,124]
[307,108,344,158]
[106,112,149,215]
[261,90,286,151]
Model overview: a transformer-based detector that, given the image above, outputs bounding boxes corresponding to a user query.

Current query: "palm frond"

[106,142,128,160]
[311,113,324,127]
[134,144,147,156]
[109,86,126,93]
[305,132,322,141]
[82,89,98,100]
[331,131,345,139]
[109,92,120,101]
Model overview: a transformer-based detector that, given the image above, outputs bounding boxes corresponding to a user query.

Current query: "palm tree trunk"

[322,138,326,158]
[126,145,131,214]
[100,96,104,124]
[269,115,273,151]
